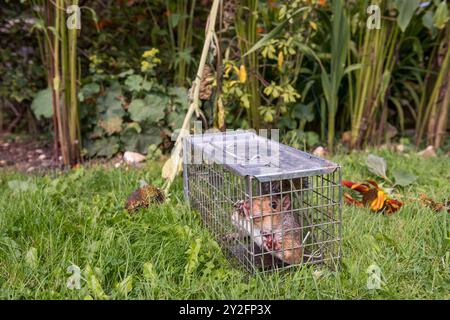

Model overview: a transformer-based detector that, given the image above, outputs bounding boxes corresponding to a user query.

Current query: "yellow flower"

[277,51,284,71]
[141,61,151,72]
[309,21,318,31]
[142,48,159,58]
[238,65,247,83]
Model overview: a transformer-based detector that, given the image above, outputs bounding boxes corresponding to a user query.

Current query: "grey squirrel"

[232,194,303,265]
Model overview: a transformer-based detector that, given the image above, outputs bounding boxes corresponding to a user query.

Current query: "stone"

[419,146,437,159]
[123,151,146,165]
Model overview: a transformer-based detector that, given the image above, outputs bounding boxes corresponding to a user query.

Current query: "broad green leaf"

[168,13,180,28]
[86,137,119,158]
[98,116,123,135]
[433,1,449,29]
[124,122,142,134]
[121,126,162,154]
[395,0,420,32]
[167,112,185,130]
[184,238,202,275]
[145,94,167,122]
[169,86,189,109]
[99,83,124,117]
[116,276,133,296]
[128,95,167,123]
[293,104,315,122]
[125,75,144,92]
[392,169,417,187]
[304,131,320,147]
[366,154,388,179]
[79,83,100,102]
[128,99,146,121]
[422,10,436,33]
[87,274,108,300]
[31,88,53,120]
[118,69,134,78]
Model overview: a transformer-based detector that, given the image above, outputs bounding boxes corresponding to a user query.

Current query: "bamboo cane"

[162,0,220,196]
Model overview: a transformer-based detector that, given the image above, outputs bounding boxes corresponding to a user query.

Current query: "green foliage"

[395,0,420,32]
[0,151,449,299]
[366,153,417,187]
[81,49,189,158]
[366,154,389,182]
[30,88,53,120]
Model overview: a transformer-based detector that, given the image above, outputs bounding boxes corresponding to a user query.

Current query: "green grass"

[0,150,448,299]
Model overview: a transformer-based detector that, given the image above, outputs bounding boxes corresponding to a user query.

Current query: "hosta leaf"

[392,169,417,187]
[395,0,420,32]
[31,88,53,120]
[366,154,388,179]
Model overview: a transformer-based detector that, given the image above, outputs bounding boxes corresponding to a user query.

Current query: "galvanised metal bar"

[183,131,342,273]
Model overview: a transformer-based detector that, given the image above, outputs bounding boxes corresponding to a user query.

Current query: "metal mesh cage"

[183,131,342,273]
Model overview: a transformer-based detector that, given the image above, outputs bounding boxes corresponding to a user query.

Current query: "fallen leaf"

[343,179,403,214]
[366,154,388,181]
[392,169,417,187]
[125,184,165,213]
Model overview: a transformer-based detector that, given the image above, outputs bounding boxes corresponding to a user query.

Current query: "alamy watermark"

[64,4,383,32]
[367,5,381,30]
[175,122,280,168]
[66,5,81,30]
[367,264,383,290]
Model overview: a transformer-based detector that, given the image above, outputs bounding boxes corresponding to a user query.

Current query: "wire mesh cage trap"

[183,131,342,273]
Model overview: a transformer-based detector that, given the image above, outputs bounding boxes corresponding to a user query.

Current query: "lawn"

[0,150,448,300]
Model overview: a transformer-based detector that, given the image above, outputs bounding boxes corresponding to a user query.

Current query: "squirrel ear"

[282,196,291,210]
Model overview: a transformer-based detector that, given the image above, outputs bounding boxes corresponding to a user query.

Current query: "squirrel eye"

[271,201,278,209]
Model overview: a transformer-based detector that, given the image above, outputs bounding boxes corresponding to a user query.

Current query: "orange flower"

[342,179,403,214]
[318,0,327,7]
[256,27,265,34]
